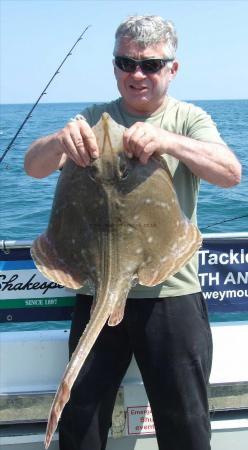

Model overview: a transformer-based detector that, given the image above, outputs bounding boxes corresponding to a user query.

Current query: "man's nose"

[131,65,147,78]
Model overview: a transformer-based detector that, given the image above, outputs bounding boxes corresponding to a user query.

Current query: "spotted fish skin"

[30,113,202,449]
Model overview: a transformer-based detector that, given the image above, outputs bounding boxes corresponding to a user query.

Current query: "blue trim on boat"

[0,260,36,270]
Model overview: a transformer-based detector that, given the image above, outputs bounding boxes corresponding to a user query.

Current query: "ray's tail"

[44,282,130,449]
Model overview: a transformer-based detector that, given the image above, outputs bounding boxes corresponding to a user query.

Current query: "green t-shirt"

[76,96,224,298]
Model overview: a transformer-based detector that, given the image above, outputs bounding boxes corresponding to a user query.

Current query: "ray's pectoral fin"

[31,233,86,289]
[138,220,202,287]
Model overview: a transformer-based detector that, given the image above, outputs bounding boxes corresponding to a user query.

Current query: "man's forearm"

[163,131,242,188]
[24,133,66,178]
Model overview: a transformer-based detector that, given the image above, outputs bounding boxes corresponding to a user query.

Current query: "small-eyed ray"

[30,113,202,448]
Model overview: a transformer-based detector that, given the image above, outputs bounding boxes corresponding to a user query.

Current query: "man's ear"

[170,60,179,78]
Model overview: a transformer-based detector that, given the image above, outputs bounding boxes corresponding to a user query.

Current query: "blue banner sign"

[199,238,248,321]
[0,237,247,323]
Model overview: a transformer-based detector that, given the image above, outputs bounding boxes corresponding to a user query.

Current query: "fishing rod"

[201,213,248,231]
[0,25,91,165]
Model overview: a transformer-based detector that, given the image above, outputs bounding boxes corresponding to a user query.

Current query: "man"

[25,15,241,450]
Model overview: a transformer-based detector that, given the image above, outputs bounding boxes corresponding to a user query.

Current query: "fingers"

[57,118,163,168]
[139,141,158,164]
[79,124,99,159]
[61,133,88,167]
[57,118,99,167]
[123,122,160,164]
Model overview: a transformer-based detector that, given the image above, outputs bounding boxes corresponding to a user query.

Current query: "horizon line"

[1,98,248,106]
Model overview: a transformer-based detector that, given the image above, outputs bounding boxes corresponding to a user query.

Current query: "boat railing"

[1,232,248,251]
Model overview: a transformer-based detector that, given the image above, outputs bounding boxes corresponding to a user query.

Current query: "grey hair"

[114,15,178,58]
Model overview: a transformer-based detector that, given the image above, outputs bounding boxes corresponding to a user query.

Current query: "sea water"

[0,99,247,240]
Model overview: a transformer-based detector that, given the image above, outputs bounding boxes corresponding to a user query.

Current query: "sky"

[1,0,248,104]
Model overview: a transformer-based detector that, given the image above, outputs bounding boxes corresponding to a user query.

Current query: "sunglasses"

[114,56,174,74]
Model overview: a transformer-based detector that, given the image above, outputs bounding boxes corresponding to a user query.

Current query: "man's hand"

[24,117,100,178]
[56,117,99,167]
[123,122,164,164]
[123,121,241,187]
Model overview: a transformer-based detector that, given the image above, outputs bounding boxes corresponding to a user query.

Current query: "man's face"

[114,38,178,115]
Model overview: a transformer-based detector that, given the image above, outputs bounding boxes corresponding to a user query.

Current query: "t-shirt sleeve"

[185,104,226,144]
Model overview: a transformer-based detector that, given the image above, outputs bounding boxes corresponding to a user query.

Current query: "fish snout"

[116,153,129,181]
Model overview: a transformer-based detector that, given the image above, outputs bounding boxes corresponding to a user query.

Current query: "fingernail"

[92,151,98,158]
[126,151,133,158]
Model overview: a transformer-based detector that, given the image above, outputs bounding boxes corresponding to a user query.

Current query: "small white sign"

[0,269,71,299]
[127,405,155,435]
